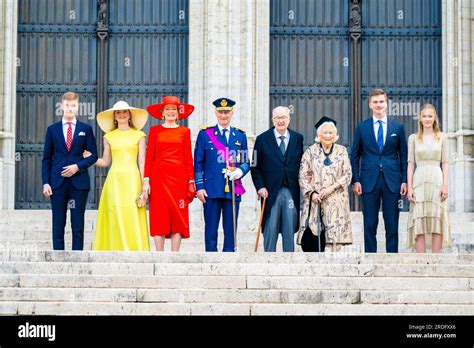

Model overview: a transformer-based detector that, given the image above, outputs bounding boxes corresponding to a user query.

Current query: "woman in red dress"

[142,96,196,251]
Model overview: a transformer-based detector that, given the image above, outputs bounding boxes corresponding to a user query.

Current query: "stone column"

[188,0,270,210]
[0,0,17,210]
[442,0,473,213]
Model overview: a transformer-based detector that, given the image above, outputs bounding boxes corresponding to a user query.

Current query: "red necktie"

[66,122,73,152]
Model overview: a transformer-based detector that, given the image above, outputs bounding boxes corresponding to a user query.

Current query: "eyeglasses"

[272,116,289,120]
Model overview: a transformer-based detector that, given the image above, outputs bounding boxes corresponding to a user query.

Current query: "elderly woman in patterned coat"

[298,116,353,252]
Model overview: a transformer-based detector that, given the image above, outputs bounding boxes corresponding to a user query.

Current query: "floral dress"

[298,143,353,244]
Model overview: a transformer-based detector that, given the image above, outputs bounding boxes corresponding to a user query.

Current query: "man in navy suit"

[194,97,250,252]
[251,106,304,251]
[350,88,408,253]
[42,92,98,250]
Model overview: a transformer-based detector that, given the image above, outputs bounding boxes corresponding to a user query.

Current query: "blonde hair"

[368,88,388,103]
[417,103,441,142]
[161,104,179,122]
[62,91,79,101]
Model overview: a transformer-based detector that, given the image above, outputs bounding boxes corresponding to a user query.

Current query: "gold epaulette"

[233,126,246,133]
[200,125,214,130]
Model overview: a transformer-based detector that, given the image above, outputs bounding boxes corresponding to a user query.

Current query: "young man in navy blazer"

[41,92,98,250]
[350,89,408,253]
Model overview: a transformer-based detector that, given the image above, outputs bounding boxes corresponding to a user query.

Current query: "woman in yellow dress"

[407,103,451,253]
[85,101,150,251]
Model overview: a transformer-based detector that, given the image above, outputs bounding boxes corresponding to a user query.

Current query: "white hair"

[272,106,290,118]
[315,121,339,143]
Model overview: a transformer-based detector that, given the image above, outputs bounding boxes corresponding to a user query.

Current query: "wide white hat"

[97,101,148,133]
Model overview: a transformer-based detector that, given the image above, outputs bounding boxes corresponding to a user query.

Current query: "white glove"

[228,168,243,181]
[221,168,232,177]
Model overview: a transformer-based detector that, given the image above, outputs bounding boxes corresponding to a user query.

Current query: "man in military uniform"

[194,97,250,252]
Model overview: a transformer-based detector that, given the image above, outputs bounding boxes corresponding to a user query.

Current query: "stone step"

[1,210,472,222]
[360,290,474,304]
[138,289,474,305]
[247,303,474,315]
[1,211,471,227]
[246,276,473,291]
[1,274,471,291]
[0,229,283,241]
[1,219,472,233]
[0,239,466,253]
[1,262,473,278]
[0,287,138,303]
[1,301,473,315]
[0,233,468,254]
[2,227,474,241]
[0,240,284,252]
[1,234,472,252]
[1,251,473,264]
[0,221,260,233]
[0,240,465,254]
[0,206,257,222]
[1,288,472,305]
[0,287,359,304]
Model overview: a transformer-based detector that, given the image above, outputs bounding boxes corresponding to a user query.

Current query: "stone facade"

[442,0,474,213]
[0,0,17,210]
[188,0,270,209]
[0,0,472,213]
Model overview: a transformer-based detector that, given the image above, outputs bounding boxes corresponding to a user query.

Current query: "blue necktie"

[377,120,384,153]
[222,129,228,147]
[279,135,286,155]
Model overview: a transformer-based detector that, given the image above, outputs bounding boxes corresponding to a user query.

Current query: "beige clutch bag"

[136,194,146,208]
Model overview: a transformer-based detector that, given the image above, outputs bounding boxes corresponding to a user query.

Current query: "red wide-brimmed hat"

[147,96,194,120]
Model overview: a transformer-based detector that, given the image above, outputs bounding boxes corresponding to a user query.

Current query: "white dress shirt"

[372,115,387,145]
[274,128,290,149]
[62,118,77,143]
[217,124,230,143]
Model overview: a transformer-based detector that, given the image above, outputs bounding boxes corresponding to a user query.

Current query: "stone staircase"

[0,209,473,315]
[0,252,473,315]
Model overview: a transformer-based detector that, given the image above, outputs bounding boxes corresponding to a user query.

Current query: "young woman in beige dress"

[407,103,451,253]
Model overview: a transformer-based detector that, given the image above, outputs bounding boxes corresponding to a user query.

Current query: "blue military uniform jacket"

[194,124,250,201]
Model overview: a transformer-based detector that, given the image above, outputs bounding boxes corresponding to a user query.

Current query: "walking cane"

[231,178,237,252]
[317,203,322,252]
[254,196,267,252]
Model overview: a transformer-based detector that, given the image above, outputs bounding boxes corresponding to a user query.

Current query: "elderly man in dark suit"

[251,106,304,252]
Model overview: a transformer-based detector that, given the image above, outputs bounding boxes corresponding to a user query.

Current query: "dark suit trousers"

[361,172,400,253]
[203,198,240,252]
[263,187,297,252]
[51,178,89,250]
